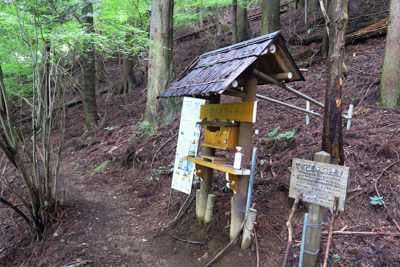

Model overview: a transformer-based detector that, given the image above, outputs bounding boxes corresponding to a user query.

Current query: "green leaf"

[267,127,280,137]
[270,129,296,140]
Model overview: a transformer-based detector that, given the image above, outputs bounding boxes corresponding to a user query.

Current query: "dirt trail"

[69,171,165,266]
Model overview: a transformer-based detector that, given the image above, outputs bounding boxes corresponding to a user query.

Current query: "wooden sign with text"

[289,158,349,211]
[200,102,257,123]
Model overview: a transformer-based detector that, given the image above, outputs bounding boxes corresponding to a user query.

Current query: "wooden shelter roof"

[157,30,304,99]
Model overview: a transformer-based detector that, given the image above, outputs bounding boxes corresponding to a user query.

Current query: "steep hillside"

[1,1,400,266]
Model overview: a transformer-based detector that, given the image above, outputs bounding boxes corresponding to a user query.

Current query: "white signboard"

[171,97,205,194]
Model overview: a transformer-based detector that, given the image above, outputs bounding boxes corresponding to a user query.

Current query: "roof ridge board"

[193,39,273,69]
[199,30,281,58]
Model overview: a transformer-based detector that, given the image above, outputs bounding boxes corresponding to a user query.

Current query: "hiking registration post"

[289,151,349,266]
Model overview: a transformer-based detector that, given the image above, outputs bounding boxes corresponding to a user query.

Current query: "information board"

[289,158,349,211]
[171,97,205,194]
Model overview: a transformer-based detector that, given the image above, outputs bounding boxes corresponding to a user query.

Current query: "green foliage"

[267,126,280,137]
[91,161,110,176]
[138,121,155,136]
[173,0,259,30]
[260,127,296,141]
[151,163,174,178]
[369,196,384,205]
[332,254,341,262]
[0,0,151,100]
[104,125,121,131]
[271,129,296,140]
[219,186,228,193]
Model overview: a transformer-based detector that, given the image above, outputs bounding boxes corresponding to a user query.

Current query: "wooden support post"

[204,194,215,225]
[198,94,220,226]
[196,189,200,222]
[303,151,330,267]
[241,208,257,249]
[346,104,354,130]
[230,73,257,240]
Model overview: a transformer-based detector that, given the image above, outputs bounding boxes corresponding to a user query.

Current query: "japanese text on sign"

[200,102,257,123]
[208,107,239,119]
[289,158,349,211]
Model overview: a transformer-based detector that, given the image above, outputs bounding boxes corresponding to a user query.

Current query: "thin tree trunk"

[321,0,330,58]
[82,0,99,130]
[232,0,238,44]
[95,52,106,88]
[380,0,400,107]
[322,0,348,166]
[0,66,44,234]
[237,1,253,42]
[122,55,136,94]
[144,0,177,128]
[261,0,281,35]
[122,20,138,96]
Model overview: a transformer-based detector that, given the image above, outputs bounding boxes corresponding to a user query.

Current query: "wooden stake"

[254,227,260,267]
[346,104,354,130]
[230,73,257,240]
[196,189,200,222]
[204,203,255,267]
[204,194,215,225]
[323,195,339,267]
[303,151,330,267]
[198,95,220,226]
[241,208,257,249]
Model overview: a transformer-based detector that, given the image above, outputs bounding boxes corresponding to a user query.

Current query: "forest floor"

[1,0,400,266]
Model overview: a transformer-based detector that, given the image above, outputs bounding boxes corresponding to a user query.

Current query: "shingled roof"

[157,30,304,99]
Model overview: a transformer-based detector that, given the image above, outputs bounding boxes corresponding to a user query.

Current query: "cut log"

[15,87,110,125]
[301,18,388,46]
[346,18,388,44]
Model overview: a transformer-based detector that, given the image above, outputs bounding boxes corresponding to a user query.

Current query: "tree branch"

[0,196,32,230]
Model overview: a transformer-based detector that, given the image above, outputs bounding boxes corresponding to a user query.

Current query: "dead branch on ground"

[150,133,178,172]
[203,203,256,267]
[154,194,195,238]
[169,233,204,245]
[282,192,302,267]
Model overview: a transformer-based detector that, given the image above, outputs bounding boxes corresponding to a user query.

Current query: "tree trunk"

[82,0,99,130]
[232,0,238,44]
[237,1,253,42]
[122,54,137,94]
[380,0,400,107]
[95,52,106,89]
[0,66,45,235]
[122,19,138,96]
[261,0,281,35]
[144,0,177,128]
[321,0,348,166]
[321,0,330,58]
